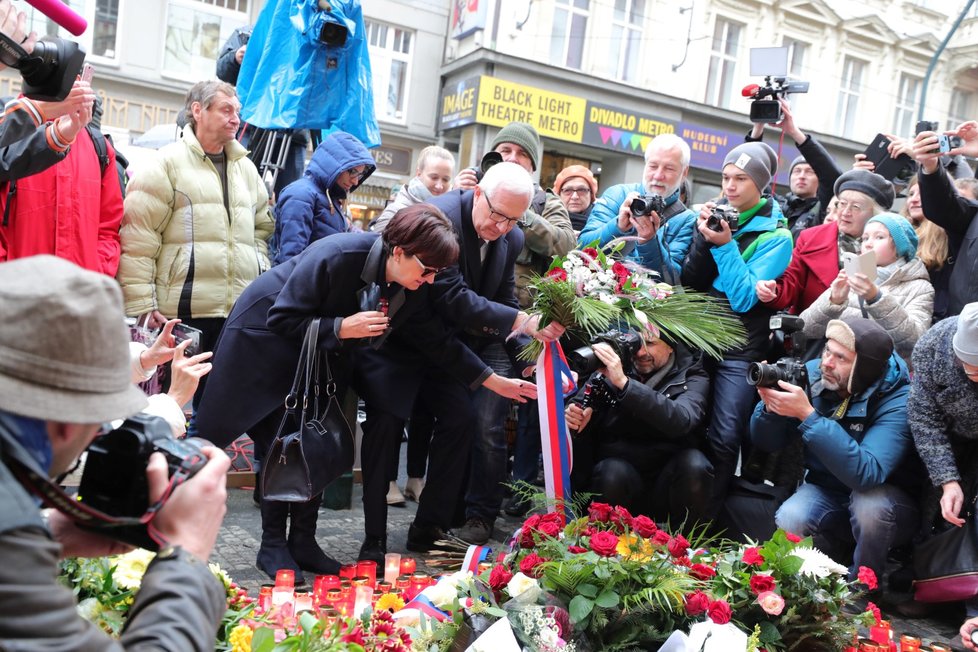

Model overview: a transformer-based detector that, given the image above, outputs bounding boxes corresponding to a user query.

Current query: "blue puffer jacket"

[750,353,920,495]
[271,131,375,265]
[578,184,696,284]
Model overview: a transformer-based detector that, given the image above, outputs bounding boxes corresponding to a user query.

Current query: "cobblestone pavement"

[213,479,969,650]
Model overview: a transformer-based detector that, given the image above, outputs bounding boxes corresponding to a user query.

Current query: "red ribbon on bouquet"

[535,340,577,521]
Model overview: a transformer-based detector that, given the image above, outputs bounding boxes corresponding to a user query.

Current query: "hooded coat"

[271,131,374,265]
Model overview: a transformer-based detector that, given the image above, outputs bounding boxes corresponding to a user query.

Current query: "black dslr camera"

[77,414,207,549]
[706,205,740,233]
[747,314,809,390]
[567,329,643,376]
[469,151,503,182]
[630,194,666,217]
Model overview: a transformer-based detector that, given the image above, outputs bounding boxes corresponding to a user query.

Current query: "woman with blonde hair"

[371,146,455,232]
[905,175,961,322]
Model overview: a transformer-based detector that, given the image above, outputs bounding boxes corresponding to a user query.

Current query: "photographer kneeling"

[566,330,713,525]
[0,256,230,650]
[749,317,921,594]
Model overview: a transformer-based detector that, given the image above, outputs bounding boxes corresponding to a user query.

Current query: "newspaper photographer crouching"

[749,316,922,594]
[566,328,714,525]
[0,255,230,650]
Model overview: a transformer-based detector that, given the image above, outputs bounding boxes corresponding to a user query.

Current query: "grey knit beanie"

[833,170,895,210]
[788,155,807,176]
[489,122,541,171]
[722,142,777,194]
[953,303,978,366]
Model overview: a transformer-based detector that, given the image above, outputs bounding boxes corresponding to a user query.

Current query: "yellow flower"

[229,623,253,652]
[110,549,156,590]
[616,533,653,562]
[375,593,405,612]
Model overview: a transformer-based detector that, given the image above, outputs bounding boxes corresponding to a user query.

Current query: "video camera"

[0,34,86,102]
[706,205,740,233]
[747,314,809,390]
[567,329,643,376]
[630,194,665,217]
[743,47,809,124]
[77,414,207,550]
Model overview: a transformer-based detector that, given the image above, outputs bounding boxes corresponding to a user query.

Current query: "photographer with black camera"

[750,316,921,594]
[565,329,713,525]
[0,255,230,650]
[681,141,793,516]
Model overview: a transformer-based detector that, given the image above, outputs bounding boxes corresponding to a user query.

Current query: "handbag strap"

[283,318,320,419]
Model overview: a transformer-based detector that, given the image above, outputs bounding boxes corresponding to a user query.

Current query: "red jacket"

[766,221,841,314]
[0,128,123,276]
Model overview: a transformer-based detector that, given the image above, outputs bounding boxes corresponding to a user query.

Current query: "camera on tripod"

[77,414,208,549]
[747,314,809,390]
[567,329,643,376]
[706,205,740,233]
[743,47,809,124]
[630,194,665,217]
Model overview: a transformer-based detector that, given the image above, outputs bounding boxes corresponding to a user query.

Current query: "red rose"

[588,502,613,523]
[488,565,513,590]
[684,590,711,616]
[519,528,536,549]
[785,532,802,543]
[523,514,541,530]
[538,512,564,529]
[749,574,776,595]
[568,545,588,554]
[741,547,764,566]
[632,515,657,538]
[519,552,546,578]
[667,534,690,558]
[857,566,878,591]
[583,525,597,537]
[707,599,732,625]
[652,530,671,545]
[611,260,630,279]
[590,530,619,557]
[610,505,633,532]
[689,563,716,581]
[672,555,691,567]
[537,521,561,539]
[581,247,599,261]
[546,267,568,281]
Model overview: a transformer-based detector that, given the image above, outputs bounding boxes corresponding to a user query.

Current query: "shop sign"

[370,145,412,175]
[676,122,738,170]
[356,182,398,210]
[582,101,676,155]
[451,0,487,40]
[440,77,480,130]
[475,77,586,142]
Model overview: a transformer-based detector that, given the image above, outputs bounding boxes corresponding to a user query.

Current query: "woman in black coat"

[196,204,483,582]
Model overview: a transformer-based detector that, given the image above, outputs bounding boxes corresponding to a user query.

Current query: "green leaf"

[577,583,599,598]
[569,594,594,623]
[249,627,275,652]
[595,590,620,608]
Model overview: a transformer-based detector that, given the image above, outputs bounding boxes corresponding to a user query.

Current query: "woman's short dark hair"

[383,203,459,269]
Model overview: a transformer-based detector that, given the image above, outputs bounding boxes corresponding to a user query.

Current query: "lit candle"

[339,564,357,579]
[384,553,402,585]
[352,585,373,619]
[294,589,313,613]
[399,557,417,575]
[356,560,377,586]
[275,569,295,589]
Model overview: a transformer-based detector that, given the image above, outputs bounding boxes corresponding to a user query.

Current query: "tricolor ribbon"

[402,594,450,622]
[462,544,491,574]
[535,340,577,520]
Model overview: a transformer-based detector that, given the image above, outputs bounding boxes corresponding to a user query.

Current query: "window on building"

[705,18,742,109]
[366,21,412,124]
[551,0,589,70]
[21,0,123,63]
[836,56,866,139]
[950,88,975,128]
[608,0,644,82]
[893,74,921,137]
[783,38,807,78]
[162,0,248,81]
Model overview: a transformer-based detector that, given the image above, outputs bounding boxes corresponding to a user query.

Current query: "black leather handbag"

[913,482,978,603]
[261,318,354,502]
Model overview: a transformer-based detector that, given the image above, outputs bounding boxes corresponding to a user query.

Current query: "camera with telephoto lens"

[706,205,740,233]
[469,151,503,182]
[0,34,86,101]
[77,414,207,549]
[630,194,666,217]
[747,314,809,390]
[567,329,643,376]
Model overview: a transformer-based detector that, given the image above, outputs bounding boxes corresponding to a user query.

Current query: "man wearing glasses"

[908,302,978,616]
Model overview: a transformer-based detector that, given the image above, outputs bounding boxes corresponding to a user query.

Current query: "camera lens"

[567,346,600,376]
[747,362,783,387]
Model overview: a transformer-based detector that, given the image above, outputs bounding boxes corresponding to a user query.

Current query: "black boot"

[256,498,304,583]
[358,535,387,564]
[287,493,341,575]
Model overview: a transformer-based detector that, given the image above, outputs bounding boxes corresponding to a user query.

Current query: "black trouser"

[387,401,434,483]
[361,374,473,537]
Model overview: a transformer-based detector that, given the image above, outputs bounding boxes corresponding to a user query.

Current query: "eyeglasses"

[836,199,869,215]
[560,186,591,196]
[482,190,524,227]
[411,254,442,278]
[345,166,367,180]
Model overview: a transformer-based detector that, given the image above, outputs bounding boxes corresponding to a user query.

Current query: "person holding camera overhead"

[578,133,697,285]
[0,255,230,650]
[681,140,793,517]
[799,213,933,367]
[750,317,921,596]
[564,330,713,525]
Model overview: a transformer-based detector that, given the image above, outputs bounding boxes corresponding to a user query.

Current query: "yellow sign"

[475,77,586,142]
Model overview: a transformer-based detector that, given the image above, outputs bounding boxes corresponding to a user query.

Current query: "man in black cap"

[750,316,920,591]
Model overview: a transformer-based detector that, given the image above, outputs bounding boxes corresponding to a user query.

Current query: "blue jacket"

[271,131,375,265]
[578,183,696,284]
[750,353,917,495]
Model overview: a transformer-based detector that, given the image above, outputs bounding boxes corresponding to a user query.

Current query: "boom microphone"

[24,0,87,36]
[741,84,761,99]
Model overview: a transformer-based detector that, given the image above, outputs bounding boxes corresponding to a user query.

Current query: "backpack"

[87,126,129,198]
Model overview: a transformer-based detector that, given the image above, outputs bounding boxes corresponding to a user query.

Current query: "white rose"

[506,571,539,598]
[422,580,459,609]
[790,547,848,578]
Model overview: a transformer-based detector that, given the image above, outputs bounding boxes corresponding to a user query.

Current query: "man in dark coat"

[565,332,713,525]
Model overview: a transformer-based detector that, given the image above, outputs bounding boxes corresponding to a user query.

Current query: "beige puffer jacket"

[117,125,273,319]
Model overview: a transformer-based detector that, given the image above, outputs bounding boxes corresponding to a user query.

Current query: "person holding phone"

[799,213,933,366]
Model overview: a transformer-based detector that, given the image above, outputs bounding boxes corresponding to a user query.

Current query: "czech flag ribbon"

[402,594,450,622]
[462,544,491,574]
[535,340,577,520]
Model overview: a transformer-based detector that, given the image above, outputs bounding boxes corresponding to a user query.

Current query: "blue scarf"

[1,409,51,473]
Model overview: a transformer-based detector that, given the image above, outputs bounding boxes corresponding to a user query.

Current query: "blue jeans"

[776,482,919,580]
[705,358,757,513]
[464,343,513,523]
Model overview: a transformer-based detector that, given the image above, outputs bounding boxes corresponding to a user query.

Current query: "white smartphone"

[80,63,94,83]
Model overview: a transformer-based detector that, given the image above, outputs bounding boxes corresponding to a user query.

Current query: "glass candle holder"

[325,588,342,607]
[275,569,295,589]
[294,589,313,613]
[356,560,377,586]
[353,585,373,619]
[352,575,370,587]
[271,585,294,608]
[399,557,417,575]
[339,564,357,579]
[384,553,402,585]
[258,584,274,613]
[395,575,410,591]
[376,581,392,594]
